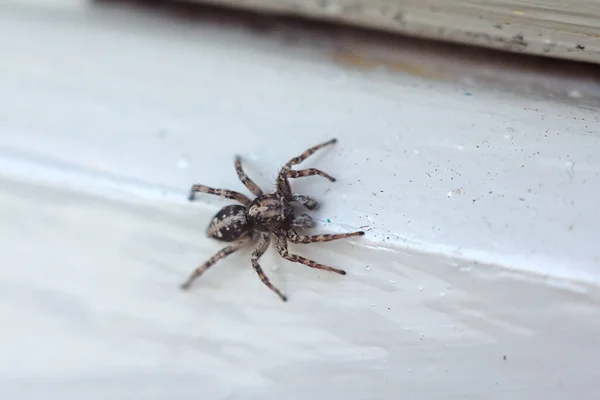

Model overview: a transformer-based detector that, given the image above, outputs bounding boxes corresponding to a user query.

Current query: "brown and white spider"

[181,138,364,302]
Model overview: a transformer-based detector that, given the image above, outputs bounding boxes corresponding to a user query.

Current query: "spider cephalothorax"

[182,138,364,302]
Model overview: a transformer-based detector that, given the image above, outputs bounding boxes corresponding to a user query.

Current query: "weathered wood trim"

[181,0,600,64]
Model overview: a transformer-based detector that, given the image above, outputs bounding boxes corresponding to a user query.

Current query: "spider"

[181,138,364,301]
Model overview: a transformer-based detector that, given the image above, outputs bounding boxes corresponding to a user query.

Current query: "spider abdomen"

[247,193,293,232]
[206,204,250,242]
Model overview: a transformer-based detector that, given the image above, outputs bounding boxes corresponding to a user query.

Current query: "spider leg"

[292,194,318,210]
[285,168,336,182]
[276,168,335,199]
[235,156,263,196]
[275,232,346,275]
[284,138,337,169]
[276,138,337,197]
[291,213,314,229]
[251,232,287,301]
[188,184,251,206]
[287,229,364,243]
[276,174,293,199]
[180,237,250,290]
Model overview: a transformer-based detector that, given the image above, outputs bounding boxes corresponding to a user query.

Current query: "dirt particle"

[511,34,527,47]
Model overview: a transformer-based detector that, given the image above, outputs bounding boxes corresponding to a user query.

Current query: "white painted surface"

[1,1,599,399]
[2,0,599,284]
[1,176,600,399]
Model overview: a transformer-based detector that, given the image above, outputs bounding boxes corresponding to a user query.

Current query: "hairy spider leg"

[292,194,318,210]
[180,237,250,290]
[286,230,365,244]
[251,232,288,302]
[277,138,337,197]
[284,138,337,169]
[234,156,264,196]
[275,233,346,275]
[291,214,314,229]
[278,168,337,199]
[286,168,336,182]
[188,184,251,206]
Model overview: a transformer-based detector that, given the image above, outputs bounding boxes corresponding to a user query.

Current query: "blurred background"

[1,0,599,399]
